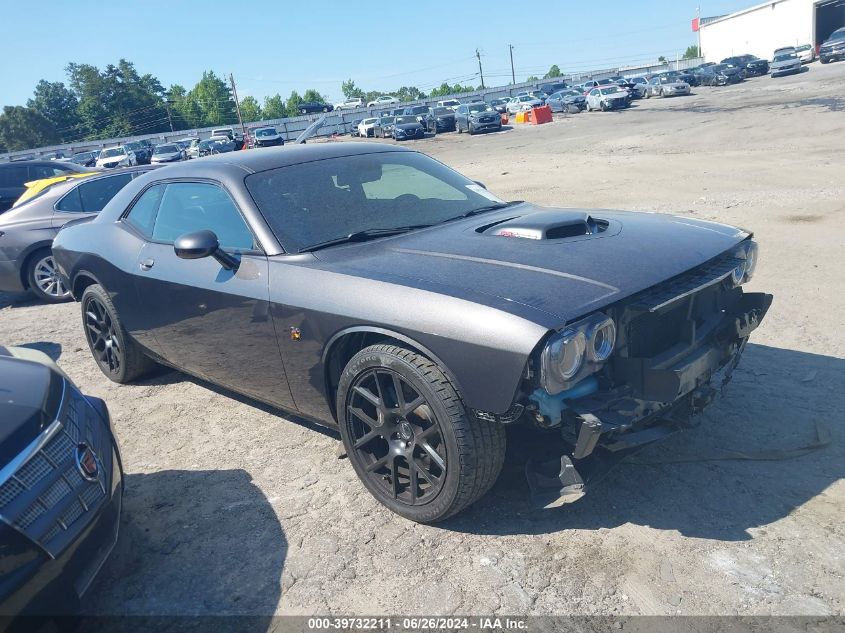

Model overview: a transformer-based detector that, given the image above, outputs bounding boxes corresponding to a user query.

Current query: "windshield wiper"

[298,225,431,253]
[439,200,523,224]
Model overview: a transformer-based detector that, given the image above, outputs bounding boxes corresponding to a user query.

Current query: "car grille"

[0,385,112,558]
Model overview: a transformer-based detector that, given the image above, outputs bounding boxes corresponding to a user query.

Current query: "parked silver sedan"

[585,86,629,111]
[645,75,691,98]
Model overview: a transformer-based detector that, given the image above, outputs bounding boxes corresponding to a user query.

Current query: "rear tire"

[337,344,506,523]
[80,284,156,383]
[27,249,71,303]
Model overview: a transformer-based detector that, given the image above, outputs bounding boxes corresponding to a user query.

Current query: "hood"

[310,203,748,326]
[771,58,800,68]
[97,157,124,167]
[663,81,688,88]
[395,122,423,130]
[152,152,181,161]
[0,347,65,464]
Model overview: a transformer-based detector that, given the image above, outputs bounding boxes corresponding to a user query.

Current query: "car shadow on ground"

[82,468,285,629]
[0,291,39,311]
[441,343,844,541]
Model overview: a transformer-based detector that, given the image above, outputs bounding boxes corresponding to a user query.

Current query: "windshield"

[774,53,798,62]
[379,116,396,124]
[256,128,277,137]
[601,87,622,94]
[245,151,507,252]
[124,142,142,150]
[440,100,459,106]
[597,79,613,85]
[199,140,213,149]
[468,103,493,113]
[406,107,428,115]
[795,45,811,51]
[395,116,417,124]
[154,144,178,154]
[828,29,845,41]
[432,108,451,115]
[100,148,124,158]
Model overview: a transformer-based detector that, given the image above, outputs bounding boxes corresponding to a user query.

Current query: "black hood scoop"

[479,209,609,240]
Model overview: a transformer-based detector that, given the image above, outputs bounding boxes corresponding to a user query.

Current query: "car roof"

[160,142,410,175]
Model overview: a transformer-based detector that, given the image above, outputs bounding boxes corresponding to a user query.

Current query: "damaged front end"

[519,239,772,508]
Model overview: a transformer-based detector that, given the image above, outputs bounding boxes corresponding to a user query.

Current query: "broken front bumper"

[526,291,773,508]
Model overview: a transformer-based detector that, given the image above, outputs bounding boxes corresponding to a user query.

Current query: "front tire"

[337,344,506,523]
[27,249,71,303]
[80,284,155,383]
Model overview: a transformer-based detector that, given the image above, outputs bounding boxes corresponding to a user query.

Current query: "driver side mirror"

[174,229,239,271]
[474,180,487,190]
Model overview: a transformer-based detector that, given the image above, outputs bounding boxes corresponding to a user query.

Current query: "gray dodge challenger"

[51,143,771,522]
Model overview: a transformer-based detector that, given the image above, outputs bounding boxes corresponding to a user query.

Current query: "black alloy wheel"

[338,344,506,522]
[80,284,154,383]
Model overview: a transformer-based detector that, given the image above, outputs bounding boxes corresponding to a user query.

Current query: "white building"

[699,0,845,61]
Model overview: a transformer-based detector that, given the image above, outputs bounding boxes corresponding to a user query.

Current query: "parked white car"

[95,146,136,169]
[335,97,364,110]
[585,86,630,111]
[367,95,400,108]
[506,95,542,115]
[795,44,815,63]
[357,118,379,137]
[436,99,461,110]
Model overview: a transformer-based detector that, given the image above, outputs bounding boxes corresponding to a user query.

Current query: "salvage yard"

[1,62,844,617]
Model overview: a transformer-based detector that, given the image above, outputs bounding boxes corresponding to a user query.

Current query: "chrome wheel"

[83,295,122,374]
[32,255,69,299]
[346,368,446,506]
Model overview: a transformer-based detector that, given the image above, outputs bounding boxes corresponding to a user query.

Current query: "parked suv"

[0,161,89,213]
[402,105,437,134]
[819,27,845,63]
[335,97,364,110]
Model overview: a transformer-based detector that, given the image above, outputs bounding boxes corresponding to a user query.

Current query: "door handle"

[139,258,155,271]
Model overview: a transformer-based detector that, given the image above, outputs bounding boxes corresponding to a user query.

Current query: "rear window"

[0,165,31,188]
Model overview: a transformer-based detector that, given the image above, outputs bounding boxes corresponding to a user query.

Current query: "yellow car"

[13,172,96,208]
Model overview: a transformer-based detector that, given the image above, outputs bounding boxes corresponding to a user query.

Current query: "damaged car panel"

[50,144,771,522]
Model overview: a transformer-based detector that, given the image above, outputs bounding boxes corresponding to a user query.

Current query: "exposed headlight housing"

[540,312,617,394]
[731,240,758,284]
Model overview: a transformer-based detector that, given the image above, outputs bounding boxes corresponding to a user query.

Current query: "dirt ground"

[1,62,843,619]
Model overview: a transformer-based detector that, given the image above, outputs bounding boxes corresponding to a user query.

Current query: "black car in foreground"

[52,144,771,522]
[819,27,845,63]
[0,346,123,620]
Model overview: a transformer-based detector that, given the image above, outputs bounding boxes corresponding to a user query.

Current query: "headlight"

[540,312,617,394]
[586,316,616,362]
[731,240,758,284]
[540,330,586,393]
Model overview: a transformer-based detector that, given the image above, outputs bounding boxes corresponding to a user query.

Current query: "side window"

[76,173,132,213]
[125,184,166,238]
[56,188,84,213]
[0,166,29,187]
[590,89,598,96]
[151,182,255,251]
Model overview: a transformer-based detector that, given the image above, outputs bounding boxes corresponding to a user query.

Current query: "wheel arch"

[18,241,55,289]
[71,270,104,302]
[322,326,467,422]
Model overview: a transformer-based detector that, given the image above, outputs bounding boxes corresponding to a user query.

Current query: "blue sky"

[0,0,756,107]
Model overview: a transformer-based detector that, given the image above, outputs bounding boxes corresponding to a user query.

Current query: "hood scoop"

[480,210,609,241]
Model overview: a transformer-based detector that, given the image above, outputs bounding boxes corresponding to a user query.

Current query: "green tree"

[0,106,59,151]
[341,79,365,99]
[683,45,700,59]
[66,59,171,138]
[302,89,328,105]
[26,80,80,142]
[285,90,304,117]
[188,71,237,127]
[658,56,667,63]
[544,65,562,79]
[263,94,286,119]
[396,86,425,102]
[526,75,539,82]
[239,96,262,122]
[167,84,202,129]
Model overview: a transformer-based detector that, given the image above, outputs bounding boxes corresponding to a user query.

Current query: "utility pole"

[229,73,248,143]
[509,44,516,84]
[164,100,175,133]
[697,5,702,59]
[476,49,485,89]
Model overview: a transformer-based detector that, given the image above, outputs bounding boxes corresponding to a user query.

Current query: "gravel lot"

[1,63,843,619]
